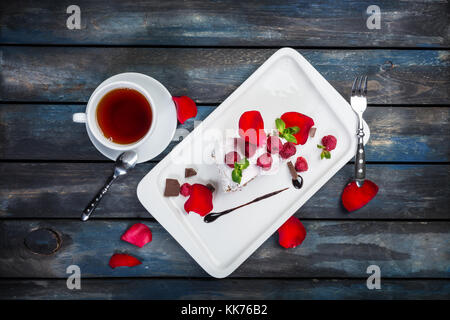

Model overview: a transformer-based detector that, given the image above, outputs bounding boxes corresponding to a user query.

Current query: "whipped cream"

[211,131,287,192]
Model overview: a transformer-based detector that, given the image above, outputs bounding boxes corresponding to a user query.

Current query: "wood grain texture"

[1,47,449,104]
[0,0,448,47]
[0,219,448,278]
[0,163,448,220]
[1,279,449,300]
[1,105,448,162]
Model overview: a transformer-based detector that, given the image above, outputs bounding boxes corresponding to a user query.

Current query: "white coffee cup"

[73,81,156,151]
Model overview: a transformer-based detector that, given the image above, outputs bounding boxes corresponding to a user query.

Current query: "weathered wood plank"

[1,105,449,162]
[1,279,449,300]
[1,47,448,104]
[1,0,448,47]
[0,220,448,278]
[0,163,448,220]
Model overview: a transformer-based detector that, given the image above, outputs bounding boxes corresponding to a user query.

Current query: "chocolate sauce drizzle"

[204,187,289,223]
[292,175,303,189]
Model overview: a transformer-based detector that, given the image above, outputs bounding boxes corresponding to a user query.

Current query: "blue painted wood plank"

[0,219,448,278]
[1,47,448,104]
[1,279,449,300]
[1,105,448,162]
[0,163,448,219]
[1,0,448,47]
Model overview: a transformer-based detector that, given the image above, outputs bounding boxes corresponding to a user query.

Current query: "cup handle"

[73,113,87,123]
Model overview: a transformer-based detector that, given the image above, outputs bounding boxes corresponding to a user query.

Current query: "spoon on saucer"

[81,151,138,221]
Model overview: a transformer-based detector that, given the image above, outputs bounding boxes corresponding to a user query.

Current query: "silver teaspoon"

[81,151,138,221]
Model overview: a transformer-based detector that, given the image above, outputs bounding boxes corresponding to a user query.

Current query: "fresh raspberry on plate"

[321,135,337,151]
[295,157,308,172]
[256,153,273,170]
[280,142,296,159]
[267,136,283,154]
[224,151,241,168]
[180,183,192,197]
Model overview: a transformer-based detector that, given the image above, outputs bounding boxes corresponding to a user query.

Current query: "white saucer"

[87,73,177,163]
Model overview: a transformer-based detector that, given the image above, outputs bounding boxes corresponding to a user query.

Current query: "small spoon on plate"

[81,151,138,221]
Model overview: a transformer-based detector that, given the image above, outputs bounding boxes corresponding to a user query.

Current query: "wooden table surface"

[0,1,449,300]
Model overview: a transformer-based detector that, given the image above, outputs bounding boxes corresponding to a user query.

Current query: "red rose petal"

[120,223,152,248]
[238,111,266,146]
[278,216,307,248]
[172,96,198,124]
[184,184,213,216]
[280,112,314,145]
[109,253,142,268]
[342,180,379,212]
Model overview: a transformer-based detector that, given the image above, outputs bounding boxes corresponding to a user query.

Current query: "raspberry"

[295,157,308,172]
[322,135,337,151]
[256,153,273,170]
[224,151,241,168]
[267,136,283,154]
[244,141,257,158]
[180,183,192,197]
[279,142,296,159]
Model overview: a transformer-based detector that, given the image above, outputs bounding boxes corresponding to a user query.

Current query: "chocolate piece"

[164,178,180,197]
[309,127,317,137]
[287,161,298,180]
[206,183,215,193]
[185,168,197,178]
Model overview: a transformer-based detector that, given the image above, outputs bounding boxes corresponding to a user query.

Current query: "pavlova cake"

[211,110,315,192]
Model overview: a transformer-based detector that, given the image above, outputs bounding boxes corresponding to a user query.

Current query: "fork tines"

[351,75,368,97]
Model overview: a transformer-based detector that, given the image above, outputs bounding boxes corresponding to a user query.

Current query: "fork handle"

[355,127,366,186]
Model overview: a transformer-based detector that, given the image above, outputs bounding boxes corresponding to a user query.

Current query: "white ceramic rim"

[86,80,156,151]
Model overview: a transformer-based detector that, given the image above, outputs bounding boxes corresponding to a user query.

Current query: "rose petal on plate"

[109,253,142,268]
[172,96,198,124]
[184,184,213,216]
[278,216,307,248]
[342,180,379,212]
[120,223,152,248]
[238,110,266,146]
[280,112,314,145]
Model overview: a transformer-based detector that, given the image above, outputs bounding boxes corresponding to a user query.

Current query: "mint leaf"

[275,118,286,134]
[283,133,297,143]
[317,144,325,149]
[320,150,331,160]
[285,126,300,135]
[240,157,250,169]
[232,168,242,183]
[232,157,249,184]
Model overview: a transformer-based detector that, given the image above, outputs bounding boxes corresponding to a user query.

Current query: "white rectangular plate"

[137,48,369,278]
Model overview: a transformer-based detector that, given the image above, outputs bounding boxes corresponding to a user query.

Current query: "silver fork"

[350,76,368,187]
